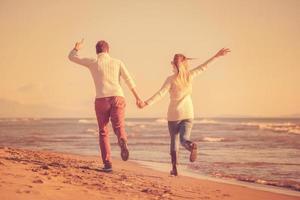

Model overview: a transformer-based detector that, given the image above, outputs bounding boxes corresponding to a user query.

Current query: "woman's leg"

[179,119,197,162]
[168,121,180,175]
[179,119,193,150]
[168,121,180,153]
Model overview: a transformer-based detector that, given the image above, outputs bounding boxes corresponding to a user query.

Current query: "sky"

[0,0,299,118]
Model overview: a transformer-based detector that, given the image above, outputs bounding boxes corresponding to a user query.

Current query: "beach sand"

[0,147,298,200]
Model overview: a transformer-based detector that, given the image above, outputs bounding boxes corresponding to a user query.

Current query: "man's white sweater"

[68,50,135,98]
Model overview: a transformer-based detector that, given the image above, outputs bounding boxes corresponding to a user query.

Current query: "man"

[68,39,141,172]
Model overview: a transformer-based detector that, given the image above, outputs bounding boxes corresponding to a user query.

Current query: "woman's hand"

[214,48,230,58]
[136,99,147,109]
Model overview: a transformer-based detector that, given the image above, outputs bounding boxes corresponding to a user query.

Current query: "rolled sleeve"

[120,61,136,89]
[145,77,171,106]
[190,64,207,79]
[68,49,95,68]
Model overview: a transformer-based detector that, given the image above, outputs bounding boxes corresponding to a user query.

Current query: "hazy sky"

[0,0,299,118]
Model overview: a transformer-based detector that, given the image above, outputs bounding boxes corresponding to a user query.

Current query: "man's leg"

[95,98,112,167]
[110,96,129,161]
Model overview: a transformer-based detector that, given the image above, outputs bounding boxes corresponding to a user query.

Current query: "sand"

[0,147,298,200]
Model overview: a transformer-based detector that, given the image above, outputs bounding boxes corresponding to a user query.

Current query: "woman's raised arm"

[190,48,230,78]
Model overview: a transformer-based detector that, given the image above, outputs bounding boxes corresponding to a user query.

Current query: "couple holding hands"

[68,39,230,175]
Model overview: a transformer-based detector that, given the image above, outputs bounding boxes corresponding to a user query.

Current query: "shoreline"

[0,147,299,200]
[20,147,300,195]
[4,146,300,196]
[134,160,300,197]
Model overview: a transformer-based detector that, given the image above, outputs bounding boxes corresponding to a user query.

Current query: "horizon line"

[0,116,300,119]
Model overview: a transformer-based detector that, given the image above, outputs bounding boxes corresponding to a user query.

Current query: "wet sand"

[0,147,298,200]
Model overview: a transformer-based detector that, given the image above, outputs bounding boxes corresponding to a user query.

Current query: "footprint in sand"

[31,168,40,172]
[40,164,50,170]
[16,188,31,194]
[200,196,210,200]
[52,186,63,190]
[14,174,26,178]
[32,179,44,184]
[41,171,49,176]
[62,180,72,184]
[223,193,231,197]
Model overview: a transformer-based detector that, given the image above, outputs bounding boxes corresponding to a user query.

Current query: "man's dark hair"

[96,40,109,54]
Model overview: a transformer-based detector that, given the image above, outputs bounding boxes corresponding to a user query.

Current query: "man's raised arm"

[68,39,95,67]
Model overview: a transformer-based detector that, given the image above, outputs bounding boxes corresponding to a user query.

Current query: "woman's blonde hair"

[172,54,191,88]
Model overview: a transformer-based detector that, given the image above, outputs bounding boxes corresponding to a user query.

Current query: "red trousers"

[95,96,127,165]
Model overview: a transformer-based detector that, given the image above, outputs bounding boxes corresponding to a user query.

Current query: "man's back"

[68,50,136,98]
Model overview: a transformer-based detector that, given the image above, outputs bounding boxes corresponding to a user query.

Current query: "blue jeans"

[168,119,193,152]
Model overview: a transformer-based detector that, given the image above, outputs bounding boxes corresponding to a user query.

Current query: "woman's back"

[167,74,194,121]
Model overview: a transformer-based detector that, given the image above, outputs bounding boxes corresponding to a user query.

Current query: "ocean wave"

[202,137,225,142]
[125,119,169,128]
[242,122,300,135]
[194,119,220,124]
[194,137,234,142]
[125,120,169,127]
[128,142,169,146]
[125,122,147,128]
[85,128,98,135]
[78,119,97,124]
[126,118,223,127]
[235,176,300,191]
[193,120,300,135]
[259,123,300,135]
[155,118,168,123]
[189,163,300,191]
[0,118,42,122]
[209,161,300,168]
[125,122,138,127]
[108,141,169,147]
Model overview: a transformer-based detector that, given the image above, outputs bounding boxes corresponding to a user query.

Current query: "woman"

[138,48,230,176]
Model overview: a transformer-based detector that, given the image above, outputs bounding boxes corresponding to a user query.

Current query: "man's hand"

[214,48,230,58]
[136,99,147,109]
[74,38,84,51]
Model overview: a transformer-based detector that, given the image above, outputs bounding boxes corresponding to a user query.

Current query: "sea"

[0,117,299,193]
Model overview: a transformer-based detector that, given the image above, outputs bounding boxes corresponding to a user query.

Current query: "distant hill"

[210,114,300,119]
[280,114,300,118]
[0,98,92,118]
[212,114,261,118]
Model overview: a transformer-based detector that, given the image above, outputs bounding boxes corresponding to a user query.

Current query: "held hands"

[131,89,147,109]
[214,48,230,58]
[136,98,147,109]
[74,38,84,51]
